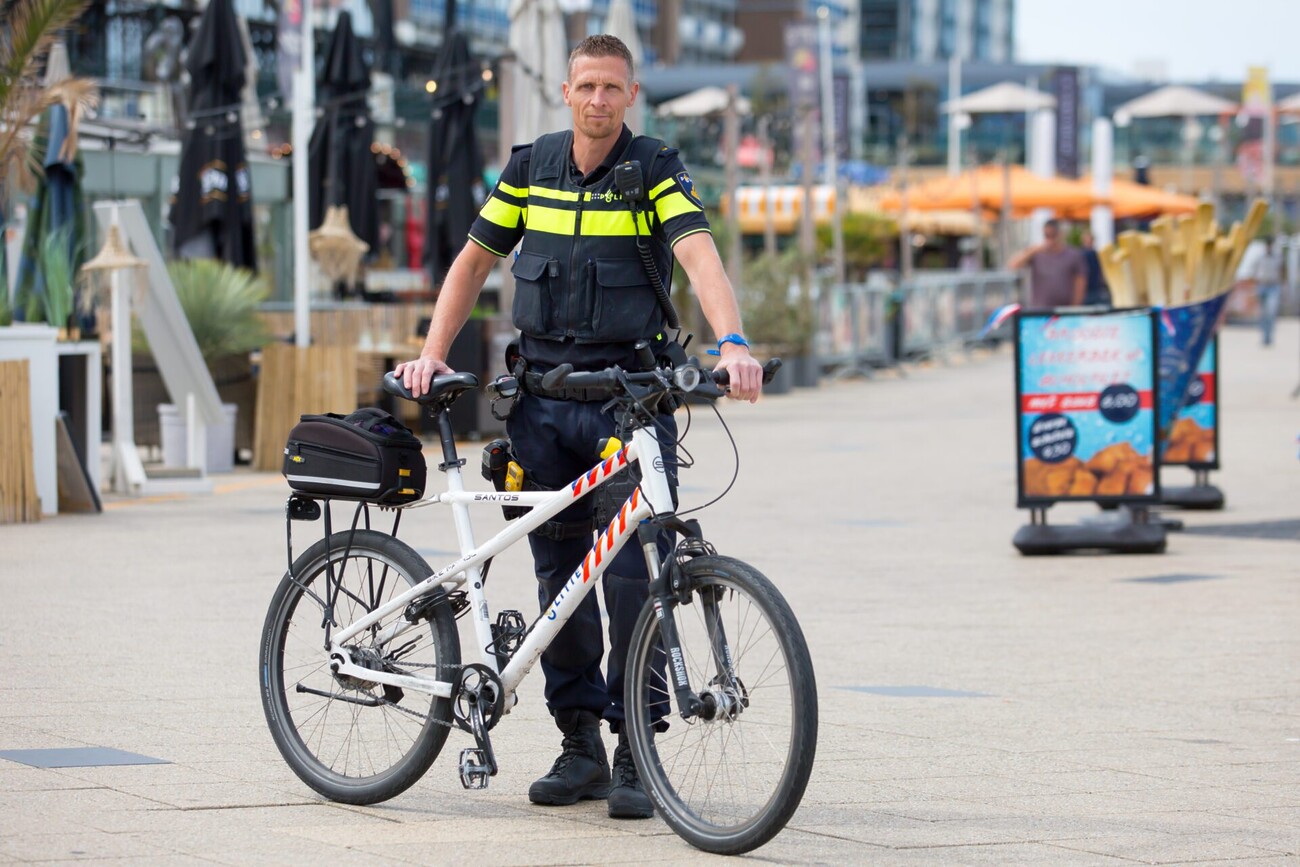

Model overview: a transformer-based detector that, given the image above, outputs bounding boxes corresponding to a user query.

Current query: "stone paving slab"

[1,322,1298,864]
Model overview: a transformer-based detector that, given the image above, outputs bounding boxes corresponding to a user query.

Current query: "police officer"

[397,34,763,819]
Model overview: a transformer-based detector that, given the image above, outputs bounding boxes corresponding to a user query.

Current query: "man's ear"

[562,81,572,106]
[628,80,639,106]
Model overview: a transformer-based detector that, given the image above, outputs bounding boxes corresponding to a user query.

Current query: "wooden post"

[0,360,42,523]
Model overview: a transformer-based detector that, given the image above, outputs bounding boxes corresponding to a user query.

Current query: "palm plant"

[0,0,99,196]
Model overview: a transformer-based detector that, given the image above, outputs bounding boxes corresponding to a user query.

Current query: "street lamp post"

[292,0,316,348]
[817,5,844,284]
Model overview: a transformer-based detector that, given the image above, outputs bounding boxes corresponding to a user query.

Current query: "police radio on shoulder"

[707,333,749,356]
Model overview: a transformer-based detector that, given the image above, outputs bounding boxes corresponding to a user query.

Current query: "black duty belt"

[520,369,616,402]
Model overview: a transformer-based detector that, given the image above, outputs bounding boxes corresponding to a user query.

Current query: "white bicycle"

[258,358,817,854]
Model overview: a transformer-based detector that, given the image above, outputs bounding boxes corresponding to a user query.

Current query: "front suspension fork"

[639,521,737,722]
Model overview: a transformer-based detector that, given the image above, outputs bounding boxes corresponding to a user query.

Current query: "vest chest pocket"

[511,251,557,336]
[592,258,661,343]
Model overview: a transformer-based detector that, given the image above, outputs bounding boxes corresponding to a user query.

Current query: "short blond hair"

[568,34,634,81]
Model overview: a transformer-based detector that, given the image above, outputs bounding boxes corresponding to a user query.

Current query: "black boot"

[528,709,610,806]
[608,732,654,819]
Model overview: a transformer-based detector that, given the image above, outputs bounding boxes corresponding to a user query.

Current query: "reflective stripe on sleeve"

[655,190,702,222]
[648,177,676,199]
[480,196,523,230]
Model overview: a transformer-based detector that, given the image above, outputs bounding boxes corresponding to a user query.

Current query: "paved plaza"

[2,321,1298,865]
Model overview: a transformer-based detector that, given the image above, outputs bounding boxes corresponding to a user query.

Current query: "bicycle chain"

[367,661,467,730]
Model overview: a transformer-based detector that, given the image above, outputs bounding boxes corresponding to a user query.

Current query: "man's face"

[1043,225,1061,246]
[563,54,638,141]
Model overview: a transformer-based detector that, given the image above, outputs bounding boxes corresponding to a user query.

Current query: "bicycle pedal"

[458,748,491,790]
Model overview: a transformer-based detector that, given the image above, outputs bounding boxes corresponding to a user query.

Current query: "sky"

[1016,0,1300,84]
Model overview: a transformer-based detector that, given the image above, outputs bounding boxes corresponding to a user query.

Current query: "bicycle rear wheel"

[624,554,817,854]
[259,529,460,805]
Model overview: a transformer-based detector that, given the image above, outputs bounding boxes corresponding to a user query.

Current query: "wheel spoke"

[626,559,816,854]
[261,532,458,805]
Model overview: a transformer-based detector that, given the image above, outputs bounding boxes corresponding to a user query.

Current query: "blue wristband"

[706,333,749,356]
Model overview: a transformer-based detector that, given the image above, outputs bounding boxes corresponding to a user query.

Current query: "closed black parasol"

[308,11,378,256]
[170,0,256,271]
[425,28,486,287]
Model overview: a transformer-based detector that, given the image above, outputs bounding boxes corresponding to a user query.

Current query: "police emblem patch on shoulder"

[675,171,703,208]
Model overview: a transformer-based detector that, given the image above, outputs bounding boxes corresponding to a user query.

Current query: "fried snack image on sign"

[1096,463,1133,496]
[1023,457,1084,497]
[1086,442,1139,475]
[1127,466,1155,495]
[1165,417,1214,464]
[1069,469,1098,496]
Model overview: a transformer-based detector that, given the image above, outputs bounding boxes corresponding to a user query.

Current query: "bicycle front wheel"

[624,555,817,854]
[259,529,460,805]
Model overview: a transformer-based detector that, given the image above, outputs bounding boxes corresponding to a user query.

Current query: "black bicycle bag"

[282,408,427,504]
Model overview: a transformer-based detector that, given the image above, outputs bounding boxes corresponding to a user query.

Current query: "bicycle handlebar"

[540,358,782,399]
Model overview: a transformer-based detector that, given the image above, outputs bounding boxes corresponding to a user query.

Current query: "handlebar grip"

[711,358,782,386]
[540,363,574,391]
[383,371,416,401]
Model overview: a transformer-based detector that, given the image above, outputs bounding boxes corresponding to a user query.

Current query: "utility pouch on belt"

[283,408,426,504]
[592,436,640,531]
[482,438,529,521]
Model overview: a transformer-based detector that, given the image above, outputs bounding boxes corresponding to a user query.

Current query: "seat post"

[435,407,460,470]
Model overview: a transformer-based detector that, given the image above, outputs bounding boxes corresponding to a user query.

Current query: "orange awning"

[1068,177,1200,220]
[876,165,1099,217]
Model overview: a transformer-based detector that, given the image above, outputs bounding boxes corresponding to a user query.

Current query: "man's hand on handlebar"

[394,356,454,398]
[713,347,764,403]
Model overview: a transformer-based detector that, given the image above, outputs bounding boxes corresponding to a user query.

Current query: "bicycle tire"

[624,554,817,854]
[259,529,460,805]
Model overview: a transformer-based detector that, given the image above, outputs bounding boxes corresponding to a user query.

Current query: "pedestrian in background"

[1008,219,1085,308]
[1251,237,1283,346]
[1080,230,1110,307]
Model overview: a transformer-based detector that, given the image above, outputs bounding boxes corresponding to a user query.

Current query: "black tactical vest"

[510,131,672,345]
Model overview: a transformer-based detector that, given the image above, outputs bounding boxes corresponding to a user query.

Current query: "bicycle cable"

[674,399,740,518]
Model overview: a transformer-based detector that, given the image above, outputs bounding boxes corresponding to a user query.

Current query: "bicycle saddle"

[383,371,480,407]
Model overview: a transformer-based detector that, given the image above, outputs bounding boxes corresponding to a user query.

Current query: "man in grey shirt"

[1009,220,1086,308]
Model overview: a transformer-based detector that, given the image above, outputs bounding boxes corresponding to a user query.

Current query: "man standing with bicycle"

[397,35,763,819]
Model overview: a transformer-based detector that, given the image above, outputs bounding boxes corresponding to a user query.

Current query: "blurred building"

[860,0,1014,62]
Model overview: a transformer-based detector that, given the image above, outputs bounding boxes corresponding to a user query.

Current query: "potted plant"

[739,249,813,395]
[137,260,270,471]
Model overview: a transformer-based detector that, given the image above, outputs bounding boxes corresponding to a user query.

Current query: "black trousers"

[507,391,676,732]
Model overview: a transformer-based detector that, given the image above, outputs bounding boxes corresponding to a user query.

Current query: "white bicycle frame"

[324,423,674,706]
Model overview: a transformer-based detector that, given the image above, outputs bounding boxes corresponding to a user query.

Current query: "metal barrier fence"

[816,271,1023,373]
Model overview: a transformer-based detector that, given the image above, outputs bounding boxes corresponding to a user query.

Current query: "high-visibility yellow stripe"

[656,191,702,222]
[649,178,675,199]
[480,196,522,229]
[528,186,581,202]
[498,181,527,198]
[580,209,653,237]
[468,234,507,257]
[670,227,712,247]
[527,203,577,234]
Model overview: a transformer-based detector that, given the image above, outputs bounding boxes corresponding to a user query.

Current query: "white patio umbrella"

[603,0,644,133]
[1113,85,1238,195]
[506,0,570,145]
[940,81,1056,115]
[1112,85,1236,122]
[1277,91,1300,113]
[656,86,751,119]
